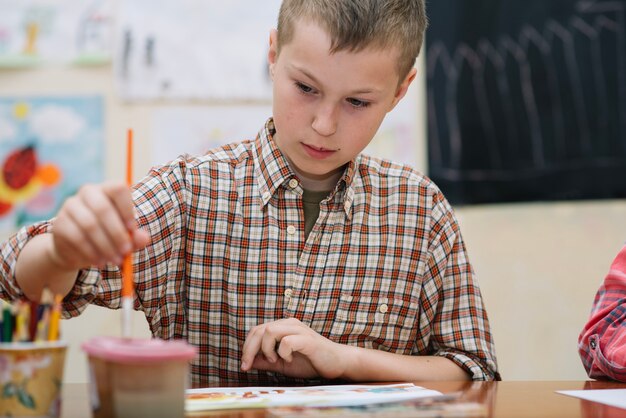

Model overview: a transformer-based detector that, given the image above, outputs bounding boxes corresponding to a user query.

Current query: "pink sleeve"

[578,245,626,382]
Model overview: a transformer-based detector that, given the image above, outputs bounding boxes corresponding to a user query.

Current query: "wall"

[1,57,625,384]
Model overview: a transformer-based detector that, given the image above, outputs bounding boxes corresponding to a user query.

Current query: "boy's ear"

[268,29,279,79]
[389,67,417,111]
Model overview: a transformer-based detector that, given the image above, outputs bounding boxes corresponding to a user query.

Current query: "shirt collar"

[253,118,294,206]
[253,117,357,218]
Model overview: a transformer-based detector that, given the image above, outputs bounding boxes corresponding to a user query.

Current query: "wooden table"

[61,380,626,418]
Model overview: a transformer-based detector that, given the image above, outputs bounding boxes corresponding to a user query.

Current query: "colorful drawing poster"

[186,383,443,412]
[0,96,104,235]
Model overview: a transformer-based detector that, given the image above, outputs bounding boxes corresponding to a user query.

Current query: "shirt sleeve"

[0,220,103,317]
[420,190,500,381]
[578,245,626,382]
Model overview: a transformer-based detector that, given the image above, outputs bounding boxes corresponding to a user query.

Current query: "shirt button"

[287,225,296,235]
[379,304,388,314]
[288,179,299,189]
[284,288,293,298]
[590,340,596,350]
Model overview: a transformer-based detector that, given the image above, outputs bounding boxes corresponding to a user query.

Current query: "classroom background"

[1,0,625,384]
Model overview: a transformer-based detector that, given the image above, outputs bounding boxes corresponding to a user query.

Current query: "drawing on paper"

[185,383,442,412]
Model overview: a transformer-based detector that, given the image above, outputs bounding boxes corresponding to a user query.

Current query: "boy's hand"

[50,181,150,270]
[240,317,350,379]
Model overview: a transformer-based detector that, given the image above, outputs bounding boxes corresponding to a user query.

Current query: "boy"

[0,0,499,386]
[579,245,626,382]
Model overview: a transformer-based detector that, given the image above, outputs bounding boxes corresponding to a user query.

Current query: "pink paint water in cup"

[82,337,197,418]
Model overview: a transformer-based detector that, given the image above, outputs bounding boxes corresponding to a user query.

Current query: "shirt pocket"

[329,292,419,353]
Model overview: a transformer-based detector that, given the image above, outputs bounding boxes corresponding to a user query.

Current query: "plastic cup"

[0,341,67,418]
[81,337,197,418]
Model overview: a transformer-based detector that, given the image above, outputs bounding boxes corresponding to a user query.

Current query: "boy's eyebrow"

[291,64,382,95]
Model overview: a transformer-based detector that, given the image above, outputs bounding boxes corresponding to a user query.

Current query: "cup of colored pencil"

[0,288,67,418]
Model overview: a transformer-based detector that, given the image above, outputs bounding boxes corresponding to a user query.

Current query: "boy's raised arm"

[13,181,150,301]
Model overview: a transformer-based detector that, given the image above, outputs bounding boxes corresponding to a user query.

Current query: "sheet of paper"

[186,383,443,412]
[556,389,626,410]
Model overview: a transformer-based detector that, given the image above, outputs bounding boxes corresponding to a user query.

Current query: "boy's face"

[268,20,416,191]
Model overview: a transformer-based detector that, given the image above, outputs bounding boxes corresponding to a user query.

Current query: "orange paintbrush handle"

[121,255,133,298]
[122,129,134,298]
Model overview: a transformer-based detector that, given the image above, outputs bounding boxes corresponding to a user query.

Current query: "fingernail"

[241,361,248,370]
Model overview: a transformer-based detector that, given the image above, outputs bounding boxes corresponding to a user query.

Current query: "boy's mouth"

[302,143,336,159]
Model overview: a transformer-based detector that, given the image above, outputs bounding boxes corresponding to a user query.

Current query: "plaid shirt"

[579,245,626,382]
[1,118,498,386]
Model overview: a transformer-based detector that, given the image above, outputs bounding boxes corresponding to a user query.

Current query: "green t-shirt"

[302,189,331,240]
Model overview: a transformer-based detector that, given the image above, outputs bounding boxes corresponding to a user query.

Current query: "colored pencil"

[47,294,62,341]
[1,300,11,342]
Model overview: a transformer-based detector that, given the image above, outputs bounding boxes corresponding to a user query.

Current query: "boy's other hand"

[240,317,351,379]
[50,181,150,270]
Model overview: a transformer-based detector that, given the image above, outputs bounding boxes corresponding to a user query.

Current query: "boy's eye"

[296,82,313,94]
[347,98,370,108]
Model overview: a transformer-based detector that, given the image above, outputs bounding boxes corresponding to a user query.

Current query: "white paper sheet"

[556,389,626,410]
[186,383,443,411]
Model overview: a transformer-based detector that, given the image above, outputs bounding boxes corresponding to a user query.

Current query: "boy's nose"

[311,103,338,137]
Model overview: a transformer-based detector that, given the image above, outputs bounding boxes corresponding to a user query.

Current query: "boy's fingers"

[241,328,262,370]
[102,182,137,225]
[250,354,282,373]
[242,323,308,370]
[53,214,101,268]
[80,188,129,260]
[100,183,150,251]
[82,184,134,258]
[104,183,151,251]
[69,196,122,260]
[260,332,280,363]
[276,335,302,363]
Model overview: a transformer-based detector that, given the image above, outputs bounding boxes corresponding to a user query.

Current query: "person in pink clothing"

[579,245,626,382]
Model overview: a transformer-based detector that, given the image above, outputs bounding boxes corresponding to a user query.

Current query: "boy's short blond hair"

[277,0,427,81]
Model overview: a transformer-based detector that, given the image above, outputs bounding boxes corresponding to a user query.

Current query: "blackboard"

[426,0,626,204]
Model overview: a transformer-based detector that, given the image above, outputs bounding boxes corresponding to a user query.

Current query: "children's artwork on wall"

[116,0,281,101]
[0,0,114,67]
[0,96,104,235]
